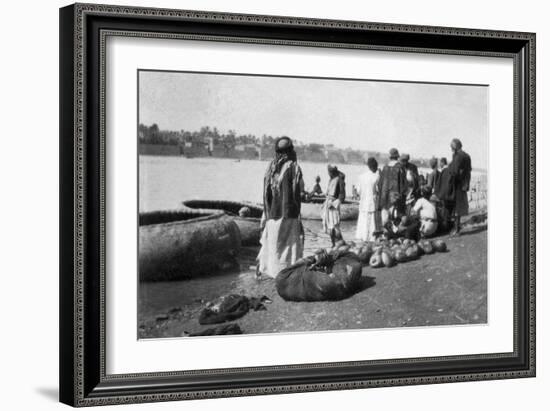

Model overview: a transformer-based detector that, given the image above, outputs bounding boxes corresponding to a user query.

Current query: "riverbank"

[138,217,487,338]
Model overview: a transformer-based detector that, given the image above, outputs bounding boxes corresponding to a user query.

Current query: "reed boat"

[300,195,359,221]
[182,200,263,246]
[139,209,241,281]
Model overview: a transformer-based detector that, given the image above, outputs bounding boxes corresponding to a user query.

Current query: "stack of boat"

[139,197,359,281]
[181,200,263,246]
[139,201,263,281]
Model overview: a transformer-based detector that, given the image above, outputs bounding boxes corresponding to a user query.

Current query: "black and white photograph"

[137,70,488,338]
[2,0,543,408]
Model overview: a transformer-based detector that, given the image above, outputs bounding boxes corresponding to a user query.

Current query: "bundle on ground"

[276,252,363,302]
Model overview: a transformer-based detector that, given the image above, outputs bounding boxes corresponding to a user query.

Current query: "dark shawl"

[263,159,303,220]
[377,161,407,210]
[426,169,440,191]
[434,167,455,205]
[448,149,472,192]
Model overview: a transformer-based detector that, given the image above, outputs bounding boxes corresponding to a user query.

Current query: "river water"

[139,155,486,212]
[140,156,362,211]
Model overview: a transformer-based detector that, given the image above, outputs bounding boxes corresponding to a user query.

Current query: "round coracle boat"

[300,195,359,221]
[181,200,263,246]
[139,209,241,281]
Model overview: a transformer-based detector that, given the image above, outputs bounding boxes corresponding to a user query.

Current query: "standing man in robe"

[377,148,407,227]
[433,157,454,233]
[355,157,381,242]
[423,157,440,198]
[448,138,472,236]
[257,137,305,279]
[321,165,346,246]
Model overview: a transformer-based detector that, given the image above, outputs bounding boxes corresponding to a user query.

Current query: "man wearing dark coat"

[433,157,454,233]
[424,157,440,198]
[448,138,472,235]
[377,148,407,226]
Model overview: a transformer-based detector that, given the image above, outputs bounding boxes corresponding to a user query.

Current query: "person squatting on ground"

[321,164,346,246]
[411,196,438,238]
[355,157,381,242]
[310,175,323,197]
[375,148,443,241]
[257,136,305,279]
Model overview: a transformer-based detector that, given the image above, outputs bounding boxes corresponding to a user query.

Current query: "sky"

[139,70,488,169]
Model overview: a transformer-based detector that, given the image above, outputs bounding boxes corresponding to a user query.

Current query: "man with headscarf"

[377,148,407,227]
[257,136,305,279]
[321,164,346,246]
[448,138,472,235]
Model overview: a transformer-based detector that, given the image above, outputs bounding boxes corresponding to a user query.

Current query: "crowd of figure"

[355,142,472,244]
[256,136,472,279]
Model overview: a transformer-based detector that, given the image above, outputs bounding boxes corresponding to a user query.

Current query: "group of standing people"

[256,136,472,279]
[355,139,472,243]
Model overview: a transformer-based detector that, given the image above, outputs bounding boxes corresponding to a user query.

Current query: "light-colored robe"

[356,169,381,241]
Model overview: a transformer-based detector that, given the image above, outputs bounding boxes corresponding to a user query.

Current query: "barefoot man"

[322,165,346,246]
[257,137,305,278]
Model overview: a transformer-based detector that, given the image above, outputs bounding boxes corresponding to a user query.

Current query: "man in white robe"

[355,157,381,242]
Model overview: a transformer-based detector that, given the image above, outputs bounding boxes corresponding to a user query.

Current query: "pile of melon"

[329,237,448,269]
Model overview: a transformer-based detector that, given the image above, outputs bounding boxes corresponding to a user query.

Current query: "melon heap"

[352,238,448,268]
[324,237,448,269]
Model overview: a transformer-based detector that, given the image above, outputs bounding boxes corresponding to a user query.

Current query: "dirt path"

[138,219,487,338]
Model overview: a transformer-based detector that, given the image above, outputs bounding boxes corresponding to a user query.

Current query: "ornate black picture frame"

[59,3,535,407]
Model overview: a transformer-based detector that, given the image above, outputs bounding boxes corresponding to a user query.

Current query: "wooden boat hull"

[300,200,359,221]
[182,200,263,245]
[139,210,241,281]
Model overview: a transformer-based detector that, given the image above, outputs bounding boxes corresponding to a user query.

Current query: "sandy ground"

[138,216,487,338]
